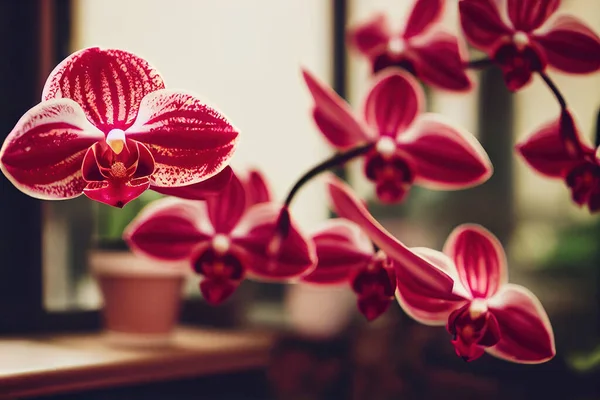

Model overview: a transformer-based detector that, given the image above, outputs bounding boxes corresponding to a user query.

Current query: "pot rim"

[89,250,190,278]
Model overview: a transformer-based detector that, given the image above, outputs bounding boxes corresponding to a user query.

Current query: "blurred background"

[1,0,600,399]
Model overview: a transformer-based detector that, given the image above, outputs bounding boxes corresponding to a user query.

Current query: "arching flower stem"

[538,71,567,110]
[283,142,375,209]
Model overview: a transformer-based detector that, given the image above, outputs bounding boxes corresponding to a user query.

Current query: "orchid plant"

[1,0,599,365]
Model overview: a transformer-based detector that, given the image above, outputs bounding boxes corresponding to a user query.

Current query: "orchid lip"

[376,137,397,158]
[212,234,230,255]
[106,129,126,154]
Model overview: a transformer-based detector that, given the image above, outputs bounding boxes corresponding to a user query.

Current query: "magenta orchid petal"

[243,169,272,207]
[124,198,213,260]
[409,31,473,92]
[459,0,511,51]
[516,111,591,178]
[206,172,247,234]
[150,166,233,200]
[42,47,165,132]
[126,89,239,187]
[535,15,600,74]
[487,284,556,363]
[443,224,508,299]
[396,247,470,325]
[399,114,492,189]
[403,0,444,39]
[326,175,454,294]
[411,247,471,298]
[302,69,374,149]
[303,219,374,285]
[347,14,391,57]
[364,70,423,138]
[0,98,104,200]
[232,204,317,280]
[507,0,559,31]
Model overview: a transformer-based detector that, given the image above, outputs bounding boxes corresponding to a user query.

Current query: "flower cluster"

[124,170,315,304]
[3,0,600,366]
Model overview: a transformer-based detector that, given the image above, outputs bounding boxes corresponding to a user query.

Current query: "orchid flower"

[0,47,238,208]
[516,109,600,212]
[459,0,600,91]
[303,68,492,203]
[347,0,472,92]
[327,176,555,363]
[302,218,396,321]
[124,170,316,304]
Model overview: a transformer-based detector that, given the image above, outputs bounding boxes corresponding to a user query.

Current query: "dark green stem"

[539,71,567,110]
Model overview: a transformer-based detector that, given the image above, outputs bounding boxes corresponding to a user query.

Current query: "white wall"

[73,0,333,229]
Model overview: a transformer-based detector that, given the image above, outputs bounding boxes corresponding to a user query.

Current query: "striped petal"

[396,247,469,326]
[535,15,600,74]
[516,111,592,178]
[232,204,316,281]
[206,172,247,234]
[443,224,508,299]
[409,31,473,92]
[403,0,444,39]
[459,0,511,51]
[242,168,272,207]
[399,114,492,189]
[363,69,423,138]
[124,197,213,261]
[303,218,374,285]
[302,69,374,149]
[0,98,103,200]
[150,166,233,200]
[126,89,239,187]
[487,284,556,364]
[42,47,165,132]
[507,0,559,31]
[326,175,454,296]
[347,13,391,57]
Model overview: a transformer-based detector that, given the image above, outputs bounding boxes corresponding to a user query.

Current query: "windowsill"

[0,327,275,399]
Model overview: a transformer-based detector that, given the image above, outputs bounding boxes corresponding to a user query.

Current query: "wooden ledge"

[0,327,275,399]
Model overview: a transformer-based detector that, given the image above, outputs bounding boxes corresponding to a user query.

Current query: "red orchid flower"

[124,170,316,305]
[0,47,238,208]
[303,68,492,203]
[459,0,600,91]
[327,175,555,364]
[302,218,396,321]
[347,0,472,92]
[516,109,600,212]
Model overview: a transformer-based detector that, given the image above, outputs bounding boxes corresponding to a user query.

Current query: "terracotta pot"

[90,250,187,346]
